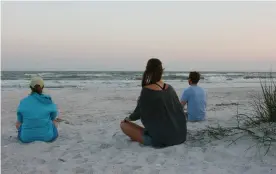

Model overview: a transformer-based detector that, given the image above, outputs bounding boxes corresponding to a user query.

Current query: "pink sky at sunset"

[2,1,276,71]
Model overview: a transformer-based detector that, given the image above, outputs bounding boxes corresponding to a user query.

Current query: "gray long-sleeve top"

[129,85,187,147]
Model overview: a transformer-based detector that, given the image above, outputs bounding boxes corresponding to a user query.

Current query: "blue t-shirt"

[17,93,58,143]
[181,86,206,121]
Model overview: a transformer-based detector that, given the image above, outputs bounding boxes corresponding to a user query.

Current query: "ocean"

[1,71,275,89]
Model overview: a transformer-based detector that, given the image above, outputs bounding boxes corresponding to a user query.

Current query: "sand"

[1,84,276,174]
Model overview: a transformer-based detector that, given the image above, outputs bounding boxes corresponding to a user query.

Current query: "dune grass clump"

[250,73,276,124]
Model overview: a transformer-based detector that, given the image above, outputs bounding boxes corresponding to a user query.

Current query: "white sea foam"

[2,71,275,89]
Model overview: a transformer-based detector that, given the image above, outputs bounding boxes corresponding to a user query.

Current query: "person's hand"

[121,117,130,124]
[15,121,21,130]
[55,118,63,122]
[53,120,58,128]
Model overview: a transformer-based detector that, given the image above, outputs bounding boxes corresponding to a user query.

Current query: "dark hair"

[189,71,200,84]
[30,85,43,94]
[142,58,163,87]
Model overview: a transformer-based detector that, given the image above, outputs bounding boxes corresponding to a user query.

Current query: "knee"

[120,121,130,134]
[120,121,126,131]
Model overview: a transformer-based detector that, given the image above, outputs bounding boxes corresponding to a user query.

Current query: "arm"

[42,95,58,121]
[205,91,207,108]
[180,89,190,107]
[16,111,23,130]
[50,104,59,127]
[50,111,58,121]
[128,96,141,121]
[16,121,21,130]
[50,103,58,121]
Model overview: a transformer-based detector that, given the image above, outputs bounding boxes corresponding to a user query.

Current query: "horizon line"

[2,70,276,73]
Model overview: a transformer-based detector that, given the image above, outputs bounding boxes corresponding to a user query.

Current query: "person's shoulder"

[183,86,192,92]
[167,84,176,92]
[41,94,54,104]
[19,95,34,106]
[42,94,52,99]
[20,95,32,102]
[197,86,205,91]
[33,93,54,103]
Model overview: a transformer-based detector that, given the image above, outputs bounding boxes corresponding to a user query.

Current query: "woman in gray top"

[120,58,187,148]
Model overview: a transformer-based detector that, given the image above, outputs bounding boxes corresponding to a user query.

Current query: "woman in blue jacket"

[16,77,59,143]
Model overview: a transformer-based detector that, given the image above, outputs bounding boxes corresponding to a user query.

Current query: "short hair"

[189,71,200,84]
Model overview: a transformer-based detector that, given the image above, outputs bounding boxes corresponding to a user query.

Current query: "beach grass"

[251,72,276,123]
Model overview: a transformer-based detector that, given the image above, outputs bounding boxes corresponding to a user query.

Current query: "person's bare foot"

[56,118,64,122]
[53,120,58,127]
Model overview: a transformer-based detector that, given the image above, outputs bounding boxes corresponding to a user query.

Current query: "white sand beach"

[1,81,276,174]
[2,1,276,173]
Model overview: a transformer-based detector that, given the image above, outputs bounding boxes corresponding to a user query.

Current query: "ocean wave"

[1,83,81,89]
[163,75,189,80]
[2,72,275,86]
[25,72,55,77]
[163,75,205,80]
[243,75,275,79]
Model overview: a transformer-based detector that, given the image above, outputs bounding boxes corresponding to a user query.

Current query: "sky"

[2,1,276,71]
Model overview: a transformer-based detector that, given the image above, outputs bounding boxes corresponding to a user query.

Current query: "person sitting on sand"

[16,76,59,143]
[180,71,206,122]
[120,58,187,148]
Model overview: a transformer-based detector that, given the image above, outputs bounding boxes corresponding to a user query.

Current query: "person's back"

[140,85,187,147]
[16,77,58,143]
[181,86,206,121]
[181,72,206,121]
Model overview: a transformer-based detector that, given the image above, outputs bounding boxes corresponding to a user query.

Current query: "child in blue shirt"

[180,72,206,122]
[16,77,59,143]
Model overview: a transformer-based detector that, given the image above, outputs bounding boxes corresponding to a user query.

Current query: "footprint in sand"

[99,143,112,149]
[146,154,158,164]
[58,158,66,162]
[150,169,161,174]
[73,153,82,159]
[56,118,71,125]
[32,157,46,165]
[112,133,132,149]
[1,135,18,146]
[74,167,86,174]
